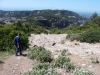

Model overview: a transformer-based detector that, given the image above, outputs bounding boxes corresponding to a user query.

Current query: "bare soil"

[0,53,36,75]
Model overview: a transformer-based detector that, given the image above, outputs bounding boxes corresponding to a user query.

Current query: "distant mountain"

[0,10,31,18]
[0,10,87,28]
[78,12,92,19]
[78,12,100,19]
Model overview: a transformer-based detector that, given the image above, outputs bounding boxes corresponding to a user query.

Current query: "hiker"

[14,33,22,56]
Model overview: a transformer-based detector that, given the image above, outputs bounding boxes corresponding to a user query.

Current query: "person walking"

[14,33,22,56]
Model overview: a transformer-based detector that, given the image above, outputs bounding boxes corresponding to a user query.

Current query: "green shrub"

[28,46,52,62]
[9,30,28,49]
[61,49,68,56]
[6,47,15,55]
[24,63,62,75]
[28,46,40,59]
[0,24,28,51]
[32,63,50,70]
[52,56,70,67]
[61,40,65,44]
[64,62,75,72]
[73,67,94,75]
[50,28,61,34]
[79,28,100,43]
[66,33,80,41]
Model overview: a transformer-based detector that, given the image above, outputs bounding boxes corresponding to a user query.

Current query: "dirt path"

[0,54,35,75]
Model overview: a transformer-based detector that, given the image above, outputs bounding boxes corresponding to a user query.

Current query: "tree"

[23,22,30,33]
[90,12,98,21]
[0,24,28,51]
[13,20,23,31]
[90,12,100,26]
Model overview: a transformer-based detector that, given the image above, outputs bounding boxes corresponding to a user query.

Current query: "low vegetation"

[24,63,62,75]
[79,28,100,43]
[65,13,100,43]
[67,28,100,43]
[64,62,75,72]
[61,49,68,56]
[73,67,94,75]
[52,56,70,67]
[26,46,94,75]
[28,46,52,63]
[52,55,75,72]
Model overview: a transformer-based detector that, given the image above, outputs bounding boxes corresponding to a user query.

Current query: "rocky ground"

[0,34,100,75]
[0,54,36,75]
[29,34,100,75]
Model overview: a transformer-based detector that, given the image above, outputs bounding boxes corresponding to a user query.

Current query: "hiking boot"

[20,53,23,55]
[15,54,18,56]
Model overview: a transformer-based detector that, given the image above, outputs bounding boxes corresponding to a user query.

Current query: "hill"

[0,10,87,28]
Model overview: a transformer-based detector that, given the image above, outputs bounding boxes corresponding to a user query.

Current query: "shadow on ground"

[0,60,4,64]
[16,54,27,57]
[22,54,27,57]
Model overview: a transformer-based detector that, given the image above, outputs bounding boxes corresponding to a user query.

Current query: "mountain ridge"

[0,10,87,28]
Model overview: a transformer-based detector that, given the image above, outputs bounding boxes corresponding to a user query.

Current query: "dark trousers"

[16,46,22,55]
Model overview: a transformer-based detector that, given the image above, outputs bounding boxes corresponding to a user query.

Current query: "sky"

[0,0,100,13]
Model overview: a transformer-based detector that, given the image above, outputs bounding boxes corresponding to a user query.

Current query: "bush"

[23,63,62,75]
[6,47,15,55]
[61,40,65,44]
[52,56,70,67]
[28,46,52,62]
[50,28,61,34]
[9,30,28,49]
[61,49,68,56]
[66,33,80,41]
[0,25,28,51]
[73,67,94,75]
[64,62,75,72]
[33,63,50,70]
[79,28,100,43]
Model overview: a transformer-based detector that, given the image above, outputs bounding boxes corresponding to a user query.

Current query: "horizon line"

[0,9,99,13]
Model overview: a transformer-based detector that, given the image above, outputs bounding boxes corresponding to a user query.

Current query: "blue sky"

[0,0,100,13]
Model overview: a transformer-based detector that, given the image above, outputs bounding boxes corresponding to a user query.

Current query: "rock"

[27,48,29,51]
[82,64,86,66]
[55,49,61,52]
[29,68,32,71]
[88,65,92,68]
[53,55,59,59]
[52,42,56,46]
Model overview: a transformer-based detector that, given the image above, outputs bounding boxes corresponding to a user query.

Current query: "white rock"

[88,65,92,68]
[82,64,86,66]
